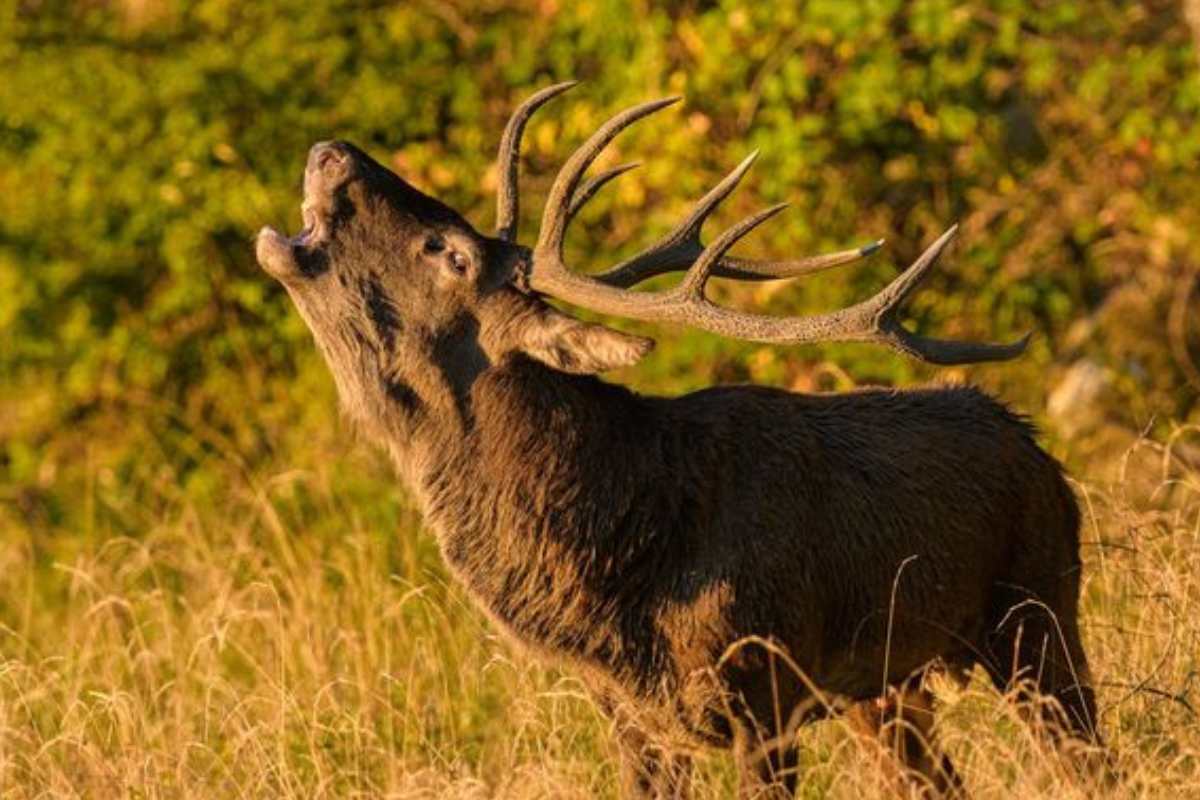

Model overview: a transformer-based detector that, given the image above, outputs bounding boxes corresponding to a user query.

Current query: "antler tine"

[592,150,757,286]
[565,162,641,226]
[857,225,1032,364]
[495,80,578,242]
[676,203,790,300]
[714,239,885,284]
[536,96,682,257]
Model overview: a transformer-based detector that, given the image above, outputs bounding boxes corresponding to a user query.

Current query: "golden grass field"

[2,414,1199,800]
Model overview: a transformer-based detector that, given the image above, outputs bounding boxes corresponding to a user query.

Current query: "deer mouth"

[255,198,332,280]
[255,159,344,280]
[256,201,319,268]
[256,167,338,274]
[256,217,331,280]
[260,190,331,252]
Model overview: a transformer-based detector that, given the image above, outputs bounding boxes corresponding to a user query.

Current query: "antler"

[499,88,1030,365]
[495,83,881,283]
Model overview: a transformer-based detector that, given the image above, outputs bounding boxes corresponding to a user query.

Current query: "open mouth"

[256,205,322,279]
[257,141,349,278]
[260,195,327,251]
[295,199,329,247]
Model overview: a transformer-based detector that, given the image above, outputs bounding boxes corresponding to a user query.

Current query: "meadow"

[3,1,1200,797]
[3,387,1200,799]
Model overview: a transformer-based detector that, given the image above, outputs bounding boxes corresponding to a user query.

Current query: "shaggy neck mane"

[403,356,687,688]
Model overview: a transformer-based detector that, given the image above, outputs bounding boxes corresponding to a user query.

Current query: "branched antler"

[496,86,1030,366]
[495,84,880,283]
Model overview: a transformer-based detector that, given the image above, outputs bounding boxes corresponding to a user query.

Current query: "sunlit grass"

[2,432,1199,798]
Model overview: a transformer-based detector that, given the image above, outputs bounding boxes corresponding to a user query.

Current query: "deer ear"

[518,307,654,374]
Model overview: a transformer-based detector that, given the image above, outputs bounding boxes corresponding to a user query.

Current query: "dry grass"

[2,432,1199,799]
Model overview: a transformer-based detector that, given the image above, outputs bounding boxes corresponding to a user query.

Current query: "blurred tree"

[1,0,1197,497]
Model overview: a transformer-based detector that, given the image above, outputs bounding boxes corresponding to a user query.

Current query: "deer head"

[255,136,654,439]
[256,83,1028,437]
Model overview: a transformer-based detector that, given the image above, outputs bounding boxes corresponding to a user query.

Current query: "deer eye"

[423,235,445,254]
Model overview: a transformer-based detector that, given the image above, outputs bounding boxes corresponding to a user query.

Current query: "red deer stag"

[255,83,1101,798]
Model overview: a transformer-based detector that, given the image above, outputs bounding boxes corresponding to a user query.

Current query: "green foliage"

[2,0,1199,498]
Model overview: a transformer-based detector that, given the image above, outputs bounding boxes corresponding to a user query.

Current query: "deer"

[254,83,1101,798]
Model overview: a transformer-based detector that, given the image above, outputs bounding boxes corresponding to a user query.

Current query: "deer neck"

[320,326,485,489]
[404,356,672,685]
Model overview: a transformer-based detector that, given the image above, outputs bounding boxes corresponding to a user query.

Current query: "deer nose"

[307,141,350,177]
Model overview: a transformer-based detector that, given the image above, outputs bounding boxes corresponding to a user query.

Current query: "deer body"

[418,358,1083,739]
[255,86,1100,797]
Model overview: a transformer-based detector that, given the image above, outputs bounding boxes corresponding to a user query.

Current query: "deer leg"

[732,723,800,800]
[845,674,963,798]
[985,589,1104,768]
[595,690,693,800]
[612,723,693,799]
[984,597,1104,791]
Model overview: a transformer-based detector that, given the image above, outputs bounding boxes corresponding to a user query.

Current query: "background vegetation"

[2,0,1199,797]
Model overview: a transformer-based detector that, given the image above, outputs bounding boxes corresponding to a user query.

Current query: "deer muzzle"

[255,141,354,281]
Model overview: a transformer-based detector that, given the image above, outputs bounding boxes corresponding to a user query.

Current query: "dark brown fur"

[256,141,1100,798]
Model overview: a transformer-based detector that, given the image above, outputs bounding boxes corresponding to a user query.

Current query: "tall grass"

[1,430,1199,799]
